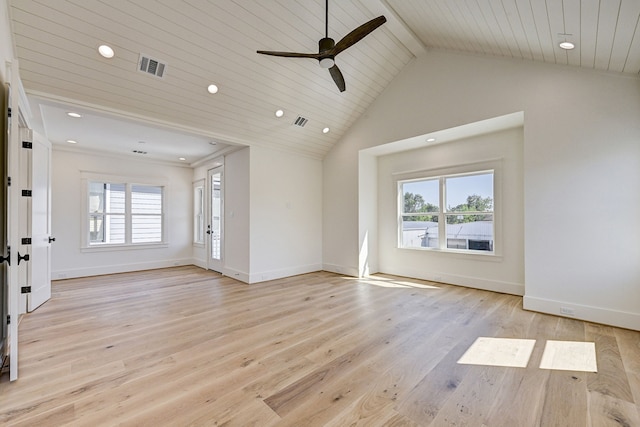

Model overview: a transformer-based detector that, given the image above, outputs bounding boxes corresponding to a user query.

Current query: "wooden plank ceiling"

[7,0,640,161]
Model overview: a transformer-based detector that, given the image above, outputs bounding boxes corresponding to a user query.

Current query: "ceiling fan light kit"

[257,0,386,92]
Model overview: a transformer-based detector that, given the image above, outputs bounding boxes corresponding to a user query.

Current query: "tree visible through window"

[399,171,494,252]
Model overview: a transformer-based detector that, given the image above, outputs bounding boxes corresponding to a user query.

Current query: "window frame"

[395,159,502,257]
[193,179,205,246]
[81,172,168,251]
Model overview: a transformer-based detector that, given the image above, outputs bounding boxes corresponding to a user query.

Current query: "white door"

[0,81,9,377]
[6,70,20,381]
[207,166,223,272]
[27,134,51,311]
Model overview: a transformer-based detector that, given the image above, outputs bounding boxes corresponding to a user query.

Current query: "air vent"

[138,54,166,78]
[293,116,308,127]
[132,150,147,155]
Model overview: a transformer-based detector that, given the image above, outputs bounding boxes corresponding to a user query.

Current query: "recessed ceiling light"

[66,112,82,118]
[322,127,330,134]
[98,44,115,58]
[66,139,78,144]
[179,157,186,161]
[559,41,575,50]
[207,84,219,94]
[275,109,284,118]
[426,137,436,142]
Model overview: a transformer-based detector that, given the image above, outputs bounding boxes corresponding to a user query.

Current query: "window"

[193,181,205,244]
[89,182,125,244]
[131,185,163,243]
[399,170,494,253]
[87,180,164,247]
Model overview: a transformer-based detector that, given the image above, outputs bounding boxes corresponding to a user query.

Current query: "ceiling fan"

[257,0,386,92]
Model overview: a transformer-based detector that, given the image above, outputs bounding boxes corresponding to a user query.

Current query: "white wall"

[51,149,194,278]
[249,145,323,283]
[0,0,13,81]
[192,148,251,280]
[193,145,323,284]
[376,127,524,295]
[224,148,250,280]
[323,50,640,330]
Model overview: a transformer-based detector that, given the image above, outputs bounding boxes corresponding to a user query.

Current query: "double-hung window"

[399,169,495,253]
[86,177,165,247]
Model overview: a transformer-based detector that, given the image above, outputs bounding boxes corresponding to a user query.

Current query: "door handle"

[18,252,30,265]
[49,236,56,243]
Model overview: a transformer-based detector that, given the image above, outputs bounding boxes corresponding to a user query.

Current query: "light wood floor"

[0,266,638,426]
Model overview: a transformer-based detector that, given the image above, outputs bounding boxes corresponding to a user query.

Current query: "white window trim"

[394,158,503,258]
[193,179,205,247]
[80,172,169,250]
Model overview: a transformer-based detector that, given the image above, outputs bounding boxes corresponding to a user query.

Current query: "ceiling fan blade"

[257,50,319,59]
[332,16,386,56]
[329,64,346,92]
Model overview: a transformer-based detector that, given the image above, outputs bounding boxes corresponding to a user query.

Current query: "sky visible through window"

[404,172,493,210]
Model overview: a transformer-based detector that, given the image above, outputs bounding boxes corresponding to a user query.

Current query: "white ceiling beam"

[357,0,427,57]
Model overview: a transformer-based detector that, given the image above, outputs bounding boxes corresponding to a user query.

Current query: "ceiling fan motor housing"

[318,37,335,68]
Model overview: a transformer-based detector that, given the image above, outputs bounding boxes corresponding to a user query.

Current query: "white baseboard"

[52,258,194,280]
[248,263,323,284]
[523,296,640,331]
[221,267,250,284]
[322,263,359,277]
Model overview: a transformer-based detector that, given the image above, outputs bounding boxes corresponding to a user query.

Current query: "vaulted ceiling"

[8,0,640,163]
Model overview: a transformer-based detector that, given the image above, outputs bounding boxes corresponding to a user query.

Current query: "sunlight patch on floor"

[457,337,536,368]
[348,276,440,289]
[539,340,597,372]
[363,279,440,289]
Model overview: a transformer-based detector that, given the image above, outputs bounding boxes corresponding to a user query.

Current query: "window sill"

[399,246,503,262]
[81,243,169,253]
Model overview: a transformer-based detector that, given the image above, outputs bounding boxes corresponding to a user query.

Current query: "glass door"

[207,166,223,272]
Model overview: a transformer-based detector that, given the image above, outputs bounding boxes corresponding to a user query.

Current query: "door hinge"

[17,252,29,265]
[7,177,10,187]
[0,246,9,266]
[21,238,31,245]
[21,141,32,149]
[21,189,32,197]
[21,286,31,294]
[6,315,10,325]
[7,107,11,118]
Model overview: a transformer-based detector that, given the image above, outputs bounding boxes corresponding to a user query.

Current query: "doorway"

[207,166,224,273]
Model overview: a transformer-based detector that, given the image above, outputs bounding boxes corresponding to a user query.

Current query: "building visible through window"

[399,171,494,253]
[88,181,163,246]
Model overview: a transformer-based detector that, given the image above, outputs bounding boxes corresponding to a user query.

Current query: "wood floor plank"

[585,323,635,403]
[615,328,640,375]
[539,318,589,427]
[0,266,637,426]
[587,390,640,427]
[394,293,515,425]
[484,312,558,426]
